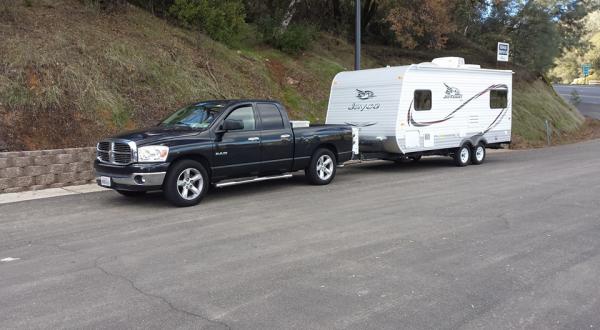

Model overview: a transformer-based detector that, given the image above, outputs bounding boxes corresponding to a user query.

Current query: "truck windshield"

[160,102,226,129]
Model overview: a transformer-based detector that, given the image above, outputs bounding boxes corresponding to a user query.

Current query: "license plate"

[100,176,111,187]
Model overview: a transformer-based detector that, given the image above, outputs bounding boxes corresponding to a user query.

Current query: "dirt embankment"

[0,0,590,151]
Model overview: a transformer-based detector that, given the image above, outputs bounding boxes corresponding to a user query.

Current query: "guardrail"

[589,80,600,85]
[0,148,96,194]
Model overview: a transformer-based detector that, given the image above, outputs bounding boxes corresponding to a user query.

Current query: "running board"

[215,174,294,188]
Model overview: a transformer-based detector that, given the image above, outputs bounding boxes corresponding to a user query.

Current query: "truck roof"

[191,99,279,105]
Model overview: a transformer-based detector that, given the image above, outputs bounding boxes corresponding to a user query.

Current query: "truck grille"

[96,140,136,165]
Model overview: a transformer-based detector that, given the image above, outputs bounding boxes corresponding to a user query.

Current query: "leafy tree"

[549,8,600,82]
[549,49,584,83]
[453,0,487,37]
[511,2,561,71]
[385,0,457,49]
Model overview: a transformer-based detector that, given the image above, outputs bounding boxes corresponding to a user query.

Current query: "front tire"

[453,145,471,167]
[163,160,209,207]
[305,148,337,185]
[471,143,486,165]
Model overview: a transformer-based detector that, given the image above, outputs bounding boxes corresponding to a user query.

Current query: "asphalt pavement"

[1,140,600,329]
[554,84,600,119]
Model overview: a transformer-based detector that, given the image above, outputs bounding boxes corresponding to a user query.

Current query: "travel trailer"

[325,57,513,166]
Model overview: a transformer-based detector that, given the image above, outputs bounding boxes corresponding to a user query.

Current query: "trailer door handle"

[248,137,260,141]
[280,134,291,141]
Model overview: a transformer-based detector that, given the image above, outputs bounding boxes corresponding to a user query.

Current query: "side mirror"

[222,119,244,131]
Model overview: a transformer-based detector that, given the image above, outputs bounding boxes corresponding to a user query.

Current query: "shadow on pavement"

[92,156,500,208]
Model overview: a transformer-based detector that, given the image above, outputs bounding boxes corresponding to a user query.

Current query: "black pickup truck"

[94,100,354,206]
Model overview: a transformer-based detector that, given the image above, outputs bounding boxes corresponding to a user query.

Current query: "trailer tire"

[471,143,486,165]
[163,160,209,207]
[453,145,471,167]
[305,148,337,185]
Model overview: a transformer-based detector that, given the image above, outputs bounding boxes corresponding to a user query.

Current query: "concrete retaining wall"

[0,147,96,194]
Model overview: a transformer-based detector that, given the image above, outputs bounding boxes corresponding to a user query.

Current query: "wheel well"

[459,140,474,149]
[317,143,339,161]
[468,136,488,147]
[169,154,211,178]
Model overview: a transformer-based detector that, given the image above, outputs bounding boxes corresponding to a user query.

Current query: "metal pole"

[545,120,552,146]
[355,0,361,71]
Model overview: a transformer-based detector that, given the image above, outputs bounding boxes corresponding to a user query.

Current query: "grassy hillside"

[0,0,584,151]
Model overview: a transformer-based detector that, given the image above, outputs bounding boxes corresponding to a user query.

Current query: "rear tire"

[471,143,486,165]
[453,145,471,167]
[163,160,209,207]
[305,148,337,185]
[116,190,146,197]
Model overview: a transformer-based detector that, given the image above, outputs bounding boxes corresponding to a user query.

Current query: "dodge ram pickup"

[94,100,354,206]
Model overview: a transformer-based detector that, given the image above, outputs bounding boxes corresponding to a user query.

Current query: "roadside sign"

[582,64,591,77]
[497,42,510,62]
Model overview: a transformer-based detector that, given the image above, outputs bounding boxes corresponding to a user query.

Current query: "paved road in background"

[554,84,600,119]
[2,141,600,329]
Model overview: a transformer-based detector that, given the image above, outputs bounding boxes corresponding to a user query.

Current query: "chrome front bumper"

[96,172,166,187]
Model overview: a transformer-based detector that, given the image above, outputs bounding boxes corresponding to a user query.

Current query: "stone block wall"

[0,148,96,194]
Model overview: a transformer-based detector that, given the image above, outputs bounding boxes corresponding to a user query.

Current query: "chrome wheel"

[475,146,485,162]
[316,155,334,181]
[176,168,203,200]
[460,147,470,164]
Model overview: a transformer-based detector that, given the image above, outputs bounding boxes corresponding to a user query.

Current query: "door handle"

[280,134,291,141]
[248,137,260,141]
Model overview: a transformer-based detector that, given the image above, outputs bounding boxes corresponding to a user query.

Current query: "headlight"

[137,146,169,162]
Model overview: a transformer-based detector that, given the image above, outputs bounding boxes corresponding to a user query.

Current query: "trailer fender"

[460,134,487,148]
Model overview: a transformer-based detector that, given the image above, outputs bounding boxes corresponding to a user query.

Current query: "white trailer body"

[325,57,512,156]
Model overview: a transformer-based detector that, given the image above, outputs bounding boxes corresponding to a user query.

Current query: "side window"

[257,103,285,130]
[414,90,432,111]
[490,90,508,109]
[226,106,256,131]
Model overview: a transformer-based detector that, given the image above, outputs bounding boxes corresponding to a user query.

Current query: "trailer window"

[414,90,432,111]
[490,90,508,109]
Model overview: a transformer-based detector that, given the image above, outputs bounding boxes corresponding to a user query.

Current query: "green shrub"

[570,89,582,105]
[169,0,246,45]
[272,24,316,55]
[81,0,127,11]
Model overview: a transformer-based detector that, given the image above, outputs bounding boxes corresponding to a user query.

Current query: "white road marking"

[1,257,20,262]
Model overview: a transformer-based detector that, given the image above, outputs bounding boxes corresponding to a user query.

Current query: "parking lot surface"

[1,140,600,329]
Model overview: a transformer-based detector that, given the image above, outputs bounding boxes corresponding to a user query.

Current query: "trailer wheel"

[305,148,337,185]
[163,160,209,207]
[471,143,486,165]
[453,145,471,167]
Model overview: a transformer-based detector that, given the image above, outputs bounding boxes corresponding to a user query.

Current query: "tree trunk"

[280,0,302,32]
[362,0,378,31]
[331,0,341,20]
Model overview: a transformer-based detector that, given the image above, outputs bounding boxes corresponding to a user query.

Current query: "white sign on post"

[497,42,510,62]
